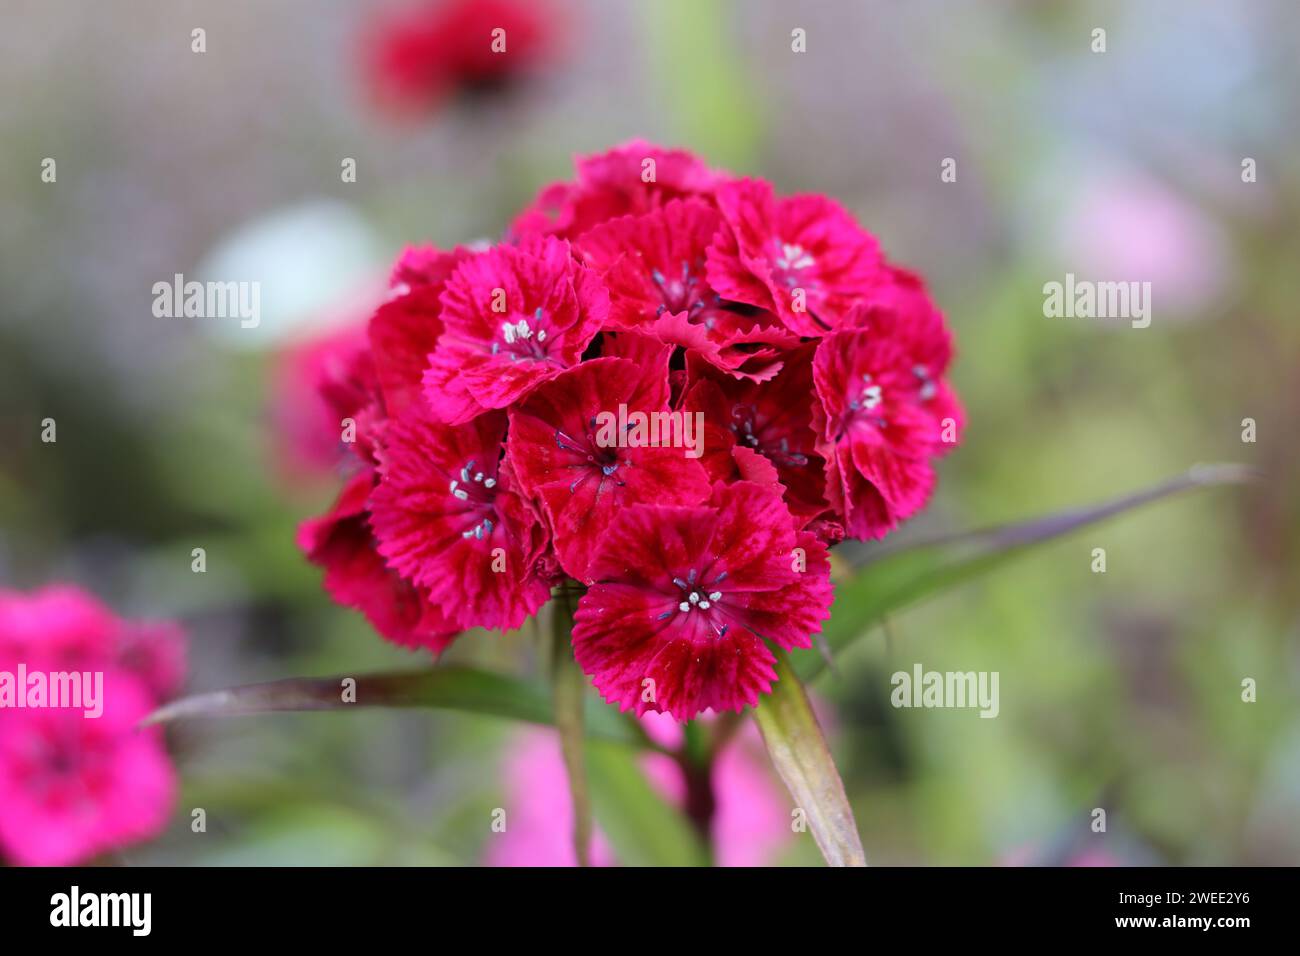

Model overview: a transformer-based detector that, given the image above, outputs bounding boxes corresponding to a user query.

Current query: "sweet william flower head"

[296,141,961,719]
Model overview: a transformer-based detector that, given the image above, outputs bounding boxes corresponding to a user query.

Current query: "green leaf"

[550,593,594,866]
[796,463,1255,682]
[143,665,642,746]
[586,740,710,867]
[755,648,866,867]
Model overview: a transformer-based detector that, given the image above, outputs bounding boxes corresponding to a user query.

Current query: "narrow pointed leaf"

[796,463,1255,681]
[755,648,866,867]
[143,665,641,746]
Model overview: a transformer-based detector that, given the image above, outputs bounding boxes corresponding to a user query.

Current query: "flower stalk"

[550,587,594,866]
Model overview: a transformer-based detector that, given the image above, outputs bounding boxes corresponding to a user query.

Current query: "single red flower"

[811,272,961,539]
[507,352,712,582]
[571,481,832,720]
[368,410,553,631]
[423,237,609,423]
[851,266,965,451]
[707,177,888,337]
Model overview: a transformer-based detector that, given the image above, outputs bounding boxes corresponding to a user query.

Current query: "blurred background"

[1,0,1297,865]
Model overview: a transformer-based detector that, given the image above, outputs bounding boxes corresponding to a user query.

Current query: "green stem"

[550,589,593,867]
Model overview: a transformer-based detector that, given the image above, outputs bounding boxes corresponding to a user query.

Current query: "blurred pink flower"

[0,587,183,866]
[269,321,373,480]
[486,712,791,867]
[1060,171,1230,317]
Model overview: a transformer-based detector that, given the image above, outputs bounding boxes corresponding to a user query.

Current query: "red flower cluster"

[300,141,961,719]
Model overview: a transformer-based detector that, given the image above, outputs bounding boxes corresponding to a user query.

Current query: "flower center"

[770,240,817,288]
[729,403,809,467]
[650,259,724,329]
[555,418,629,495]
[655,568,731,637]
[26,726,111,802]
[913,364,937,401]
[491,307,551,362]
[449,458,499,540]
[845,373,888,431]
